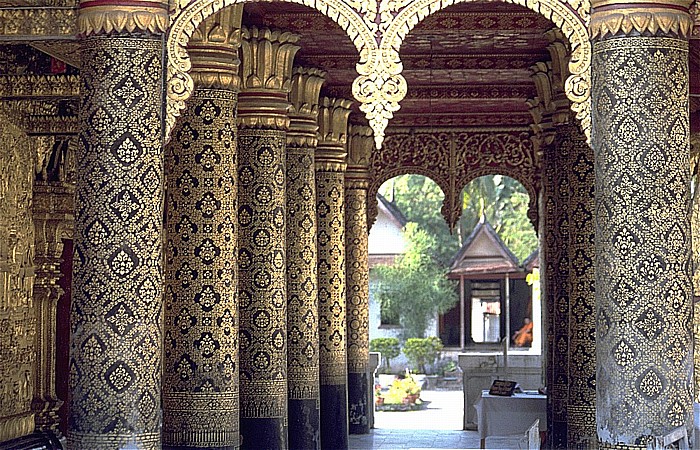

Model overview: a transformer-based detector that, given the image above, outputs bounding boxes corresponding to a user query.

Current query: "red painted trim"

[80,0,167,9]
[594,2,688,12]
[238,91,288,99]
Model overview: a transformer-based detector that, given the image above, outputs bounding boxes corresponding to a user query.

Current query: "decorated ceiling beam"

[0,7,77,41]
[366,126,540,232]
[0,74,79,99]
[166,0,591,149]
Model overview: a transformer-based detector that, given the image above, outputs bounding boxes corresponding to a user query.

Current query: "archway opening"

[370,174,462,431]
[368,173,538,436]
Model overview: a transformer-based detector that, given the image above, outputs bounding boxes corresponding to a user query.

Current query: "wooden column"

[163,7,243,449]
[286,66,325,450]
[345,124,373,435]
[316,96,352,450]
[237,26,299,450]
[591,1,694,445]
[69,2,167,447]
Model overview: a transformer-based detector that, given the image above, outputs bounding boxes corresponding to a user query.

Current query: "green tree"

[369,337,400,373]
[373,224,458,338]
[380,174,537,264]
[380,176,456,266]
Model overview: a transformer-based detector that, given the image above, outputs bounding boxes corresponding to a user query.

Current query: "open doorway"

[368,173,539,434]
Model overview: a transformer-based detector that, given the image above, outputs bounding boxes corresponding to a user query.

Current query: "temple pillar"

[691,133,700,409]
[236,26,299,450]
[69,2,167,448]
[286,67,325,450]
[562,120,596,449]
[591,1,694,445]
[529,60,570,448]
[316,97,353,450]
[31,177,74,445]
[163,7,243,449]
[544,124,571,449]
[345,124,373,435]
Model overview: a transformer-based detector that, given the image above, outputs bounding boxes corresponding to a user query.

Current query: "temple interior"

[1,0,700,449]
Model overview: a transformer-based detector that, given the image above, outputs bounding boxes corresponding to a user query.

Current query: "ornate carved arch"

[368,128,540,232]
[166,0,378,141]
[367,167,451,235]
[167,0,592,148]
[379,0,591,141]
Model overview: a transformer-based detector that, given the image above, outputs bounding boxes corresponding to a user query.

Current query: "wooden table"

[475,390,547,448]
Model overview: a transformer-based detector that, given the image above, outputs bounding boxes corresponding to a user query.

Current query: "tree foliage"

[458,175,538,262]
[402,337,444,374]
[373,224,458,338]
[369,337,400,373]
[380,174,538,264]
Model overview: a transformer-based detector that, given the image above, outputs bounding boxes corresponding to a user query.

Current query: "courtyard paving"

[348,390,524,450]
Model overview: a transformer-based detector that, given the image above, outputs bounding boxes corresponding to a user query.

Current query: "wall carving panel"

[593,37,693,444]
[0,114,36,444]
[368,128,540,231]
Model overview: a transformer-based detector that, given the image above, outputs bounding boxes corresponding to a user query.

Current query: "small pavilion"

[442,217,538,351]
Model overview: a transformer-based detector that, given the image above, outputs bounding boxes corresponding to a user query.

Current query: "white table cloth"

[475,390,547,440]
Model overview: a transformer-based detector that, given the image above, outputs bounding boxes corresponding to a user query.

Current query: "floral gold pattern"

[69,36,163,449]
[163,87,240,448]
[593,36,693,444]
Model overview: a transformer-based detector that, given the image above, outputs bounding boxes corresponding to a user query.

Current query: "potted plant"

[369,337,400,374]
[402,336,444,374]
[375,383,384,406]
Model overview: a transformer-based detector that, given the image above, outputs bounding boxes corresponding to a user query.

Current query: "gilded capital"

[528,60,571,133]
[590,0,693,40]
[345,124,373,187]
[287,67,326,147]
[238,26,300,129]
[188,5,243,91]
[78,0,168,36]
[316,97,353,171]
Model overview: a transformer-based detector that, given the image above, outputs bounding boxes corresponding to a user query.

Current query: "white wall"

[368,202,407,257]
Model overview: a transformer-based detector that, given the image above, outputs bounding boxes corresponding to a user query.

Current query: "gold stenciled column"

[562,118,596,449]
[691,133,700,407]
[163,7,242,449]
[237,26,299,450]
[286,66,325,450]
[345,124,373,436]
[70,2,166,448]
[591,1,694,445]
[316,96,353,450]
[529,61,569,448]
[544,30,598,449]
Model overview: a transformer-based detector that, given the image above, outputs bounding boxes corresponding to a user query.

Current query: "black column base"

[0,431,64,450]
[320,383,348,449]
[240,417,287,450]
[288,398,321,450]
[348,372,370,435]
[164,443,238,450]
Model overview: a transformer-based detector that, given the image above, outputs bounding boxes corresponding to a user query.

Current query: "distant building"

[368,193,408,269]
[443,216,540,352]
